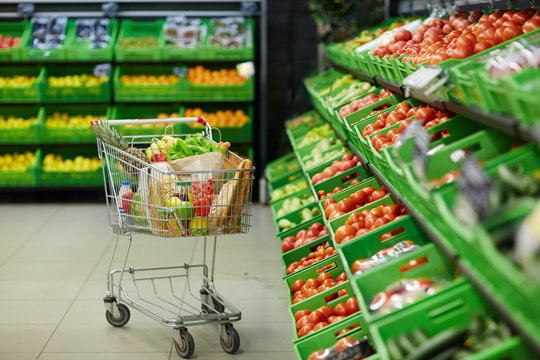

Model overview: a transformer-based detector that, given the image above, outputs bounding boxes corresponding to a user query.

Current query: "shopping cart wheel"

[220,324,240,354]
[105,303,130,327]
[174,328,195,359]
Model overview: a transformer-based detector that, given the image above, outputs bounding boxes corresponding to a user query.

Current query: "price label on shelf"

[403,66,448,102]
[453,155,492,227]
[93,63,111,77]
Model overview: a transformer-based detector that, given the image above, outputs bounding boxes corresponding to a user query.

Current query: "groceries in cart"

[91,116,254,237]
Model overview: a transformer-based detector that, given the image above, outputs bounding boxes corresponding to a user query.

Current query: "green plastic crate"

[448,61,486,107]
[0,105,43,145]
[294,313,369,360]
[41,104,110,144]
[270,177,309,203]
[504,67,540,125]
[271,187,315,219]
[39,147,103,187]
[109,103,184,137]
[289,280,364,343]
[115,19,164,62]
[0,148,41,187]
[311,166,373,202]
[113,64,182,102]
[64,19,119,62]
[275,201,321,235]
[0,65,45,103]
[20,20,68,61]
[284,255,346,305]
[183,73,254,101]
[205,18,254,60]
[0,20,31,62]
[268,170,304,194]
[181,105,253,143]
[370,280,492,360]
[44,65,111,103]
[161,18,210,61]
[285,110,324,133]
[280,236,334,278]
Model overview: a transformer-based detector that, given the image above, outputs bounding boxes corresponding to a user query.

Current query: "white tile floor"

[0,204,296,360]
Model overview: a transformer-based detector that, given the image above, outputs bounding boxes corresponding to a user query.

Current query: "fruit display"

[351,240,421,274]
[0,115,37,129]
[42,153,101,172]
[373,8,540,66]
[277,206,320,232]
[316,178,362,200]
[0,75,38,87]
[286,243,337,275]
[297,124,336,148]
[29,17,67,49]
[48,74,108,87]
[323,183,389,220]
[302,137,342,161]
[184,108,250,128]
[187,65,248,85]
[119,36,159,48]
[338,88,394,118]
[0,151,35,171]
[0,34,21,49]
[334,204,408,244]
[124,112,178,129]
[119,74,179,86]
[276,195,316,218]
[271,180,309,202]
[209,17,251,48]
[327,81,377,108]
[281,222,328,253]
[294,296,360,338]
[290,272,348,304]
[311,154,361,185]
[74,18,112,49]
[164,17,206,48]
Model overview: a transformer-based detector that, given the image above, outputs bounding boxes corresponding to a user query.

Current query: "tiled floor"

[0,204,296,360]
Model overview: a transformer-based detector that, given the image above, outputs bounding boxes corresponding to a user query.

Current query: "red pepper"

[193,197,211,217]
[121,192,135,213]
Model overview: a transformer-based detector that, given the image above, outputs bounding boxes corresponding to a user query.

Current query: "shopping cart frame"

[94,116,254,358]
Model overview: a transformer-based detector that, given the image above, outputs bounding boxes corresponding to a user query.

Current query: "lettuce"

[168,134,226,160]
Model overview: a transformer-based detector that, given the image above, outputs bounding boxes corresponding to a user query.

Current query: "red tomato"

[318,305,335,319]
[334,303,348,316]
[345,297,360,315]
[350,190,368,206]
[336,272,347,282]
[335,337,357,352]
[337,198,356,213]
[355,228,368,238]
[325,203,339,218]
[502,26,523,42]
[294,309,310,321]
[313,322,329,331]
[374,217,390,228]
[415,107,436,122]
[317,272,333,284]
[371,205,385,217]
[308,349,330,360]
[298,323,314,337]
[337,328,353,337]
[346,212,362,225]
[364,214,377,229]
[329,315,346,324]
[307,310,325,324]
[296,315,311,329]
[291,280,305,294]
[338,288,348,297]
[335,225,355,243]
[305,278,320,289]
[362,123,375,137]
[523,19,540,32]
[323,279,336,287]
[370,190,386,202]
[474,41,491,53]
[362,186,376,197]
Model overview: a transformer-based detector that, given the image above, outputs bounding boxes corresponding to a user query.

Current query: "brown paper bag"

[168,152,225,192]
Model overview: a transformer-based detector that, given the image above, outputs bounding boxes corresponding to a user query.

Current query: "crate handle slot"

[379,226,405,242]
[399,256,428,273]
[316,262,337,274]
[340,171,359,184]
[427,298,465,322]
[334,323,361,338]
[308,239,330,252]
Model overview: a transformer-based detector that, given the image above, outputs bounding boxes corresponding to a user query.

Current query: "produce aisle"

[266,7,540,360]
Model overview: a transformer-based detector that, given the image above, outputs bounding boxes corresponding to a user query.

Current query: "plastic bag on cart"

[131,166,151,228]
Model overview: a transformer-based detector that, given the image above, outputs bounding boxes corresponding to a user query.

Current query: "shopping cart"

[93,116,255,358]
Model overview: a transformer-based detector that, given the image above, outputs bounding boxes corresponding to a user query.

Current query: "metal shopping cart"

[93,116,255,358]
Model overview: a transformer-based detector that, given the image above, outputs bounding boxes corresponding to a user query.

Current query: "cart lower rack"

[93,116,255,358]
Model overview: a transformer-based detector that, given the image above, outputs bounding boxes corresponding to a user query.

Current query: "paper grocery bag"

[168,152,225,192]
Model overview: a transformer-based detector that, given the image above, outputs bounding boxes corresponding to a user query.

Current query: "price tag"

[453,155,492,227]
[241,2,258,16]
[94,63,111,77]
[237,61,255,78]
[172,67,188,76]
[403,66,448,102]
[412,127,430,180]
[102,2,119,18]
[17,3,34,17]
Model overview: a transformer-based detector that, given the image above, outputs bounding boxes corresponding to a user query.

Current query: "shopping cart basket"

[93,115,255,358]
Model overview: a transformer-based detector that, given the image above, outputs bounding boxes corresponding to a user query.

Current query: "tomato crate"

[504,67,540,125]
[41,104,110,144]
[300,143,349,174]
[350,99,421,161]
[294,130,339,154]
[205,18,254,60]
[113,64,182,102]
[0,65,45,103]
[312,166,373,202]
[0,20,31,62]
[317,176,384,222]
[109,103,183,137]
[447,61,486,107]
[269,177,309,203]
[281,239,336,278]
[180,105,253,143]
[183,76,254,102]
[370,280,495,360]
[38,147,103,187]
[0,105,44,145]
[289,281,365,343]
[356,50,377,75]
[294,313,370,360]
[275,201,321,235]
[267,152,298,175]
[44,65,112,103]
[401,129,515,243]
[338,216,430,284]
[271,187,316,220]
[64,19,119,62]
[0,148,41,187]
[285,110,324,132]
[284,255,346,306]
[114,19,165,62]
[327,196,399,248]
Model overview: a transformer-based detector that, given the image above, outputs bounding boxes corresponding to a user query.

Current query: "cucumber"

[404,328,467,360]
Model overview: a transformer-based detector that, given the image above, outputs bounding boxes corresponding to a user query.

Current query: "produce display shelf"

[308,98,540,355]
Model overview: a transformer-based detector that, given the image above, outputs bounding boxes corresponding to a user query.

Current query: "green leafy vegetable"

[167,133,226,160]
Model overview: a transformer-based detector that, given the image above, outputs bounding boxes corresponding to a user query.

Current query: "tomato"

[335,225,355,243]
[355,228,368,238]
[336,272,347,282]
[294,309,310,321]
[452,45,473,59]
[345,297,360,315]
[296,315,311,329]
[523,19,540,32]
[330,315,346,324]
[318,305,335,319]
[350,190,368,206]
[335,337,357,353]
[334,303,348,316]
[385,112,406,126]
[370,190,386,202]
[298,323,314,337]
[305,278,320,289]
[346,211,362,225]
[473,41,491,54]
[493,27,504,44]
[364,214,377,229]
[324,198,336,208]
[395,29,412,42]
[325,203,339,218]
[308,349,330,360]
[362,186,376,197]
[371,205,385,217]
[291,279,305,294]
[338,289,348,298]
[415,107,436,122]
[337,198,356,213]
[317,272,333,284]
[313,322,329,331]
[502,26,523,42]
[350,178,360,186]
[308,310,325,324]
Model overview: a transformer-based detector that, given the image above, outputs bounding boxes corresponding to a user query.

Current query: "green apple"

[176,201,193,219]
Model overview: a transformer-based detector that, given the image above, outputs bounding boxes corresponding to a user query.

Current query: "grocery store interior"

[1,0,540,360]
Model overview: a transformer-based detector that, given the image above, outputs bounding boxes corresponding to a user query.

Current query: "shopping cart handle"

[91,116,208,127]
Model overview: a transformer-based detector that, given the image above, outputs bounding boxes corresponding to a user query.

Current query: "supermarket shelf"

[332,62,537,144]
